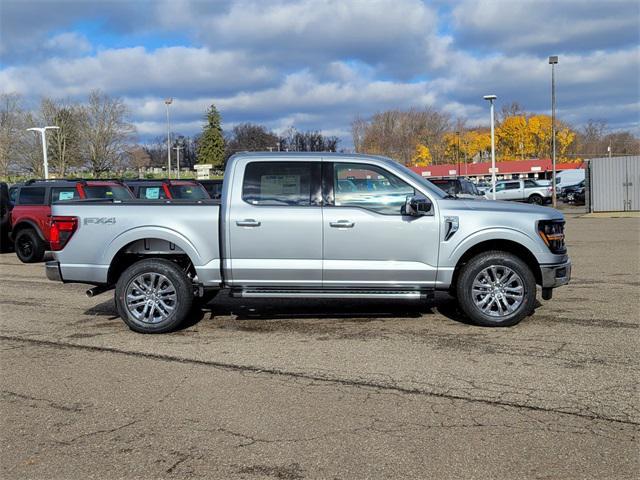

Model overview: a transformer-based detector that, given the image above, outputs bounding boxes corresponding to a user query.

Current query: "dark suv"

[0,182,12,251]
[10,179,133,263]
[125,179,210,200]
[429,177,483,199]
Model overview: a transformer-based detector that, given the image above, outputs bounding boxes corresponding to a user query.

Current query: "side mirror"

[403,195,432,216]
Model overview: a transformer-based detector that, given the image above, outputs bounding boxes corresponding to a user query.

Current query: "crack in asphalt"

[1,334,638,427]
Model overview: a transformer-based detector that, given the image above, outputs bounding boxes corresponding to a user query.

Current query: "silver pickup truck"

[484,179,552,204]
[45,153,571,333]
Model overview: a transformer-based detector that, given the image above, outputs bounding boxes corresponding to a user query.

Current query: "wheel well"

[12,221,45,241]
[107,238,196,285]
[451,239,542,288]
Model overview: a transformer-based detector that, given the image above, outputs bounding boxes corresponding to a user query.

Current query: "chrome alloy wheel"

[471,265,524,318]
[125,272,177,324]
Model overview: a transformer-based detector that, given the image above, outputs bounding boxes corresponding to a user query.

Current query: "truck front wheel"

[115,258,193,334]
[456,251,536,327]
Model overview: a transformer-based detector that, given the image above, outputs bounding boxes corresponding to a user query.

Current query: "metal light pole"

[483,95,497,200]
[164,98,173,178]
[27,126,59,179]
[549,55,558,207]
[455,131,460,176]
[173,144,184,179]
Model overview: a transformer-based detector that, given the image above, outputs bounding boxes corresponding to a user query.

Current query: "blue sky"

[1,0,638,146]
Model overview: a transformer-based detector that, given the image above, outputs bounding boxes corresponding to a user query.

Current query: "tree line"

[352,102,640,167]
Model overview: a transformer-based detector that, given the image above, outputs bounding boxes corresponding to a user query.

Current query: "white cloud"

[44,32,92,56]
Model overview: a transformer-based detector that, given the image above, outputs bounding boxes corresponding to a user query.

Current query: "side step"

[232,288,432,300]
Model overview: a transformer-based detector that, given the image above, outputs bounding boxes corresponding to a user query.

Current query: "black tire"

[528,194,543,205]
[14,228,46,263]
[456,251,536,327]
[115,258,194,334]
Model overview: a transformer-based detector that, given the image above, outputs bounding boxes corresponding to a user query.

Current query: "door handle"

[330,220,355,228]
[236,219,261,227]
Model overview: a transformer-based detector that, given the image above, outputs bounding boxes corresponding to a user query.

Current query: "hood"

[438,198,564,220]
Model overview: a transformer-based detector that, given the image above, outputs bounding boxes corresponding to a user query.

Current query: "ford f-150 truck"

[45,153,571,333]
[484,179,552,204]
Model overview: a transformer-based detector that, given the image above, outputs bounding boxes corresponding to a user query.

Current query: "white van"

[555,169,585,190]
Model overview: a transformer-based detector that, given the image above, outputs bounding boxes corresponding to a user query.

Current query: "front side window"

[51,187,79,203]
[242,161,319,206]
[334,163,414,215]
[18,187,46,205]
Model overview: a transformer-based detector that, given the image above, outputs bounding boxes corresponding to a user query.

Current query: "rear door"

[227,159,323,287]
[495,181,521,201]
[15,187,50,240]
[322,161,440,288]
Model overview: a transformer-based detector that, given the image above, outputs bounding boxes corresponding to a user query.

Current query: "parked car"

[561,181,586,204]
[429,177,483,199]
[198,179,223,199]
[45,152,570,333]
[10,179,133,263]
[125,179,210,200]
[0,182,12,251]
[484,179,552,204]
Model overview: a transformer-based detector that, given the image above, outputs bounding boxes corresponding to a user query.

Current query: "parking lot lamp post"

[549,56,558,207]
[455,131,460,176]
[26,126,59,179]
[165,98,173,178]
[173,144,184,179]
[483,95,497,200]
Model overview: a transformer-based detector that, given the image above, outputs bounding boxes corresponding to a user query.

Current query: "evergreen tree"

[197,104,225,166]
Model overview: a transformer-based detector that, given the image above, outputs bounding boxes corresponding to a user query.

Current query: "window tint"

[242,161,319,206]
[51,187,79,203]
[9,187,18,204]
[169,185,209,200]
[138,186,167,199]
[18,187,46,205]
[524,180,537,188]
[84,185,133,200]
[334,163,414,215]
[505,182,520,190]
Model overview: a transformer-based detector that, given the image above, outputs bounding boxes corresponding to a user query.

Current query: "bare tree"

[41,98,82,177]
[0,93,26,177]
[79,90,136,177]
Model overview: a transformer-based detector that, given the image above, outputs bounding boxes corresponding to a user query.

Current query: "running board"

[232,289,432,300]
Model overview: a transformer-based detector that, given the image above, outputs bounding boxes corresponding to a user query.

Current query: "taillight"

[50,216,78,251]
[537,220,566,254]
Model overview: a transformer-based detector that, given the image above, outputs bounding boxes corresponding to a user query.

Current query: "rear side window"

[138,186,168,200]
[169,185,209,200]
[18,187,46,205]
[84,185,133,200]
[505,182,520,190]
[51,187,79,203]
[242,161,319,206]
[524,180,537,188]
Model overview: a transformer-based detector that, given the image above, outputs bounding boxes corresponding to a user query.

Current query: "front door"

[322,162,440,289]
[228,160,323,287]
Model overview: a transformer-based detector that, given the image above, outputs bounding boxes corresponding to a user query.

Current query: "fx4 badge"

[84,217,116,225]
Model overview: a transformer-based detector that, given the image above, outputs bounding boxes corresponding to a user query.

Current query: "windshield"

[84,185,133,200]
[393,163,447,199]
[430,179,458,195]
[169,184,209,200]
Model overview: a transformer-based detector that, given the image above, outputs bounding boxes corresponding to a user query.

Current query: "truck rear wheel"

[528,194,543,205]
[14,228,45,263]
[115,258,193,334]
[456,251,536,327]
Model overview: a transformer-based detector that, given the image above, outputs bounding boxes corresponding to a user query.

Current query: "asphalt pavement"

[1,212,638,479]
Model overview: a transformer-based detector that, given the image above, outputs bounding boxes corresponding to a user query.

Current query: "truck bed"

[51,200,221,286]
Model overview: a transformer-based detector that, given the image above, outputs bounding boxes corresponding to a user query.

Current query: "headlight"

[537,220,566,254]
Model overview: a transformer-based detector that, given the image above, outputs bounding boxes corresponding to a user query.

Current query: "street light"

[549,55,558,207]
[483,94,497,200]
[173,143,184,179]
[164,98,173,178]
[26,126,59,179]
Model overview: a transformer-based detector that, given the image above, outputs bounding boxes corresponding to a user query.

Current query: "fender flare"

[103,226,203,267]
[11,219,46,241]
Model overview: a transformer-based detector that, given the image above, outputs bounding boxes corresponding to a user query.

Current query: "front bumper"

[540,260,571,288]
[45,261,62,282]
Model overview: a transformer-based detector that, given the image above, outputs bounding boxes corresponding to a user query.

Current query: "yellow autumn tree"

[412,143,432,166]
[496,115,530,160]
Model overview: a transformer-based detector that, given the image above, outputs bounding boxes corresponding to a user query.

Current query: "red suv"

[10,179,133,263]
